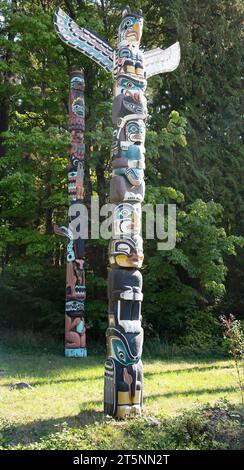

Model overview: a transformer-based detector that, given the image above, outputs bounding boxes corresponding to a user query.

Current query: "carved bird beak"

[133,22,140,40]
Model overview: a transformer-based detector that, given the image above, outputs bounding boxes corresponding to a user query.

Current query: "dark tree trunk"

[0,97,10,158]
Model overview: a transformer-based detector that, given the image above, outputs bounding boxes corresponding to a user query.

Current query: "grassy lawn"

[0,342,243,450]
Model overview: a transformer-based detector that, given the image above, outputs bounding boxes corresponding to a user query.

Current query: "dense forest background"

[0,0,243,351]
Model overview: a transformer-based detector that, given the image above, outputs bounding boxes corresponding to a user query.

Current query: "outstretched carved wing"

[144,42,181,78]
[54,7,114,73]
[53,224,73,240]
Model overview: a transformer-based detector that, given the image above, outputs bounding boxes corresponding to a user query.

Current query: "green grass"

[0,339,243,450]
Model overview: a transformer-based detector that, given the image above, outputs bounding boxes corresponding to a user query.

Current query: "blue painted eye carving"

[125,19,133,28]
[71,76,84,88]
[122,18,133,30]
[111,338,139,365]
[68,172,77,178]
[119,78,145,92]
[121,79,134,90]
[128,123,139,134]
[117,347,125,362]
[112,339,129,364]
[119,48,132,58]
[72,104,84,117]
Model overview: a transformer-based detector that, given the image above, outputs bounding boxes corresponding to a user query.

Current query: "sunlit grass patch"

[0,346,242,450]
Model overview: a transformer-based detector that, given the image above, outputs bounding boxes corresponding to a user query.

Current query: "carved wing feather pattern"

[144,42,181,78]
[54,7,114,73]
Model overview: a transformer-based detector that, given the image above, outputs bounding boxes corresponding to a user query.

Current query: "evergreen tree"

[0,0,242,344]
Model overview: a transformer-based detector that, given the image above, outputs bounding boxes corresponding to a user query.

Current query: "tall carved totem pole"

[54,5,180,416]
[54,71,87,358]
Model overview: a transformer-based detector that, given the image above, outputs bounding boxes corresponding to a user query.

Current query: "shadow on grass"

[1,363,234,388]
[1,343,231,378]
[2,384,239,447]
[1,375,103,388]
[144,385,239,402]
[0,352,106,378]
[1,402,104,447]
[144,363,234,379]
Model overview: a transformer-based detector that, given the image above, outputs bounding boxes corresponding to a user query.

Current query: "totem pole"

[54,5,180,414]
[54,71,87,358]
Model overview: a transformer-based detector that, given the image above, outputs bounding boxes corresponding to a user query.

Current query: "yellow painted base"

[116,390,142,419]
[116,404,141,419]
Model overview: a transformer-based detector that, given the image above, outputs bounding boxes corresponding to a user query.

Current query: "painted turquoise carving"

[65,348,87,358]
[111,338,139,366]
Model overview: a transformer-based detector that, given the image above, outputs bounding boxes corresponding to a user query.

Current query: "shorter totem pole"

[54,71,87,357]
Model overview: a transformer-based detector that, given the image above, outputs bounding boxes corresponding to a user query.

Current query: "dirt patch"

[202,406,244,449]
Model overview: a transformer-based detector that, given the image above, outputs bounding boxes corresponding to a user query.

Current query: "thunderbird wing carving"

[53,224,73,240]
[54,7,114,73]
[144,42,181,78]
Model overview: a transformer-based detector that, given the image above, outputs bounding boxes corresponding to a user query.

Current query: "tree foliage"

[0,0,243,346]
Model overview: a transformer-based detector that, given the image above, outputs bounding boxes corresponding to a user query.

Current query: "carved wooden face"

[70,75,84,90]
[109,235,144,268]
[107,327,143,366]
[112,203,141,237]
[110,336,140,365]
[112,94,147,124]
[115,75,147,97]
[118,15,143,45]
[72,98,84,117]
[125,120,145,144]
